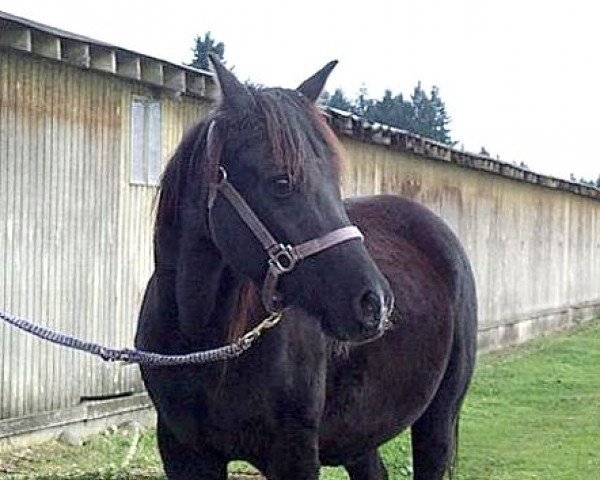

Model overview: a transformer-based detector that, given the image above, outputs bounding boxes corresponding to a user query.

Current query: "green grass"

[456,319,600,479]
[1,319,598,479]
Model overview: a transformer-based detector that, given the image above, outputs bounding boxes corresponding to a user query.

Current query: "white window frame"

[130,97,162,186]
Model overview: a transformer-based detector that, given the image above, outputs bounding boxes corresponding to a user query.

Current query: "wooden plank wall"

[0,50,209,421]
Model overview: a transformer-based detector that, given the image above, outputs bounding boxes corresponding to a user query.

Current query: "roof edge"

[0,10,215,99]
[323,106,600,202]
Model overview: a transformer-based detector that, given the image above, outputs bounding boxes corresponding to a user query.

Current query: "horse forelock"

[252,87,343,183]
[212,87,344,185]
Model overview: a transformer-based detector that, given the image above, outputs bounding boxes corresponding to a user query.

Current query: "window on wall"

[131,97,162,186]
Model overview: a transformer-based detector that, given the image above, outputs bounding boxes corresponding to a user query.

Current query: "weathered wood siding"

[340,139,600,350]
[0,50,209,422]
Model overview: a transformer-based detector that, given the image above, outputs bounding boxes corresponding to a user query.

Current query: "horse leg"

[411,404,458,480]
[411,334,474,479]
[157,419,227,480]
[264,425,320,480]
[344,449,388,480]
[265,442,320,479]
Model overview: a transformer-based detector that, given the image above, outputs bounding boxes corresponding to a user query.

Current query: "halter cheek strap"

[209,166,363,312]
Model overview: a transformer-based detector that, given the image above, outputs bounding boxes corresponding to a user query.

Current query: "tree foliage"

[569,173,600,188]
[323,82,453,145]
[321,88,353,111]
[188,32,225,71]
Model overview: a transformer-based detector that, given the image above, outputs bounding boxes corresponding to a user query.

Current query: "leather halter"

[206,122,364,312]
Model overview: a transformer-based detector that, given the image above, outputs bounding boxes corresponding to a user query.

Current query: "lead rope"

[0,308,283,367]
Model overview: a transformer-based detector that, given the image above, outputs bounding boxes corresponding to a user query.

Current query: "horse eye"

[271,174,293,198]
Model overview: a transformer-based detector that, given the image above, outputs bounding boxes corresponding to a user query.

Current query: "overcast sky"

[2,0,599,181]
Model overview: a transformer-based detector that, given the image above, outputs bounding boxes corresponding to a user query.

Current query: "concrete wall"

[340,139,600,351]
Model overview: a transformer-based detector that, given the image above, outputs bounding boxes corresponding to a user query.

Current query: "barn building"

[0,11,211,447]
[1,11,599,447]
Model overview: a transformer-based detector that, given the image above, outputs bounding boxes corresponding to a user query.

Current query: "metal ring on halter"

[267,244,297,273]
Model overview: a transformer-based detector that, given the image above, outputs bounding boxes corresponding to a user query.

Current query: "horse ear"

[297,60,338,103]
[209,53,253,109]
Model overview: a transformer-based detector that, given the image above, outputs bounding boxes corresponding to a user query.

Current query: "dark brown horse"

[135,57,477,480]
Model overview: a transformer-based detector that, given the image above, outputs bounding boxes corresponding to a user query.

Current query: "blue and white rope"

[0,308,282,367]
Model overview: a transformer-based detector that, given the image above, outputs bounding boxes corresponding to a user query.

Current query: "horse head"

[203,57,393,343]
[158,56,393,344]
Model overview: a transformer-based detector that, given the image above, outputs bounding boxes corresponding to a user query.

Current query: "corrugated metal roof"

[0,10,113,46]
[324,107,600,201]
[0,10,214,98]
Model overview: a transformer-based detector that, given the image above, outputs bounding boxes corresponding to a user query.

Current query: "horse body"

[320,196,476,469]
[135,58,477,480]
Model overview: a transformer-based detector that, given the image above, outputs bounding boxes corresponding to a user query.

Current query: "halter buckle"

[267,244,297,273]
[217,166,228,185]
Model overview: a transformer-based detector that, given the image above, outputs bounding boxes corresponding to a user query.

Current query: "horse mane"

[155,119,211,232]
[154,87,346,339]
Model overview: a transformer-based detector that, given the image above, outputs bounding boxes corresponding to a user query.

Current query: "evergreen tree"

[188,32,225,71]
[429,86,452,144]
[409,82,433,137]
[322,88,353,111]
[578,176,598,187]
[408,83,452,144]
[364,90,412,130]
[322,81,454,145]
[354,85,373,117]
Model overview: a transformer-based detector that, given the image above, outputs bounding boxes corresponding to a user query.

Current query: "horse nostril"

[359,291,382,328]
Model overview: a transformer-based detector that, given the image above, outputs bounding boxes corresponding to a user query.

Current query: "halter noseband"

[206,122,364,313]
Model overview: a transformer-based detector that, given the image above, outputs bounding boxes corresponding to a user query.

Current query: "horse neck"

[155,218,244,346]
